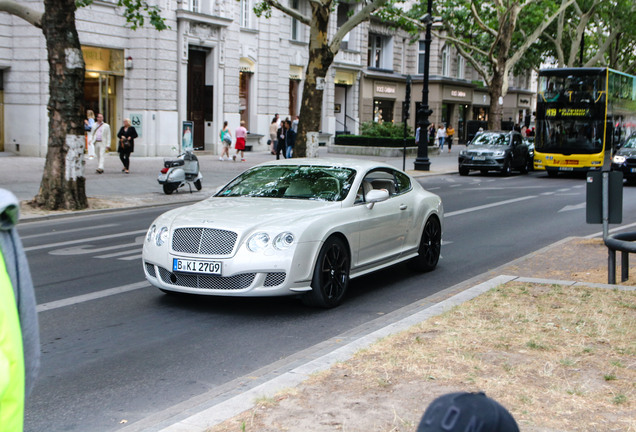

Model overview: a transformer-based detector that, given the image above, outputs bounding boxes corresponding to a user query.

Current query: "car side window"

[394,171,411,194]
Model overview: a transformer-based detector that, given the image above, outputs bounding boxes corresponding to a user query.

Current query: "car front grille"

[157,266,255,290]
[264,272,286,287]
[145,262,157,278]
[465,151,494,157]
[172,228,238,256]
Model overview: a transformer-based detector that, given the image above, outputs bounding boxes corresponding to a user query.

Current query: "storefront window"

[473,107,488,122]
[373,99,394,123]
[239,71,252,125]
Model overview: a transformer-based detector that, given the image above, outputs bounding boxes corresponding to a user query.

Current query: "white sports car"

[142,158,443,307]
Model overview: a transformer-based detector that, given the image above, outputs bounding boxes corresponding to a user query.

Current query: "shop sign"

[82,46,124,76]
[289,65,304,80]
[335,70,355,85]
[239,57,255,73]
[375,82,396,96]
[444,87,471,100]
[517,95,532,107]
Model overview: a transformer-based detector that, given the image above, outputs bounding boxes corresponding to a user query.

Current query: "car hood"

[466,145,509,153]
[162,197,340,232]
[617,148,636,157]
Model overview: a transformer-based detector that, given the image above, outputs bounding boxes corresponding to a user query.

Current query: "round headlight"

[156,227,169,246]
[613,155,626,164]
[146,225,156,243]
[273,232,295,250]
[247,232,270,252]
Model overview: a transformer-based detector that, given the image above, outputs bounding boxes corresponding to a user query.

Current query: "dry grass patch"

[210,282,636,432]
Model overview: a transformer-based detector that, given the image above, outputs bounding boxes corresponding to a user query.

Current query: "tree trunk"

[295,1,334,158]
[35,0,87,210]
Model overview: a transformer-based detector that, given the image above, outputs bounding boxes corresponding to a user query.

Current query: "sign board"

[586,171,623,224]
[316,77,325,90]
[129,113,143,138]
[182,121,194,151]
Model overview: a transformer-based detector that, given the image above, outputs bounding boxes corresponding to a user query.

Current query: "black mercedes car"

[458,130,529,176]
[611,133,636,183]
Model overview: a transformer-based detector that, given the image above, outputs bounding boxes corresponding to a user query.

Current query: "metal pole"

[414,0,433,171]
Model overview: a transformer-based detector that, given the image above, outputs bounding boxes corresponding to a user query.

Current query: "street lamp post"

[414,0,434,171]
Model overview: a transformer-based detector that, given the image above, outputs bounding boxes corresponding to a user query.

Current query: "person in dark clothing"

[285,120,296,158]
[276,122,287,160]
[116,118,138,173]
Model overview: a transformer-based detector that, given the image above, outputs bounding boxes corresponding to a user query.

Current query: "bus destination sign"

[545,108,591,118]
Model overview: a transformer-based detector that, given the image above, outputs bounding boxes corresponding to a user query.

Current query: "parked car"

[611,133,636,183]
[142,158,443,308]
[458,130,529,176]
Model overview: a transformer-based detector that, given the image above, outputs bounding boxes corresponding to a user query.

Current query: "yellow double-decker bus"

[534,67,636,176]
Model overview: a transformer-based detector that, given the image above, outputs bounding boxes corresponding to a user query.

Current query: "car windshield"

[623,135,636,149]
[470,133,508,146]
[215,165,356,201]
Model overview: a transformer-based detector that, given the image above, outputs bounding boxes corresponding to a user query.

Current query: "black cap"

[416,392,519,432]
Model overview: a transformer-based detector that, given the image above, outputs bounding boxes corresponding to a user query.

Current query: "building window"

[457,56,465,79]
[338,3,350,49]
[240,0,251,28]
[441,46,450,76]
[418,40,426,74]
[191,0,200,13]
[373,99,394,123]
[368,34,392,70]
[291,0,301,41]
[239,71,252,125]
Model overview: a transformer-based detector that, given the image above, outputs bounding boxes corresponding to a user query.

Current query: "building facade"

[0,0,534,156]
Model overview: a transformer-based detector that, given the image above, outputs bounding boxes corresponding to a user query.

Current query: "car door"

[355,169,413,268]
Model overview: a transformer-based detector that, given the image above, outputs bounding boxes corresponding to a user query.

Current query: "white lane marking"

[445,195,538,217]
[24,229,147,252]
[37,281,150,312]
[50,236,144,256]
[558,202,586,212]
[20,224,119,240]
[95,249,142,259]
[584,221,636,239]
[119,254,143,261]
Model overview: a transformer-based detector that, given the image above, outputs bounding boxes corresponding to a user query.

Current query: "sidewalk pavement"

[0,146,458,207]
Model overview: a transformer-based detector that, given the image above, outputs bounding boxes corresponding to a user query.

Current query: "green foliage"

[75,0,168,31]
[359,121,413,138]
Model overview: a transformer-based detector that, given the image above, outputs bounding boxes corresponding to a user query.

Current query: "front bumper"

[611,163,636,179]
[458,155,505,171]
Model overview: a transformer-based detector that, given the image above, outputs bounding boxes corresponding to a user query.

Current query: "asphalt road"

[22,171,636,431]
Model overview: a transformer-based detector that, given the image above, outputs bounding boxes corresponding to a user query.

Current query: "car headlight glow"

[273,232,295,250]
[493,150,505,157]
[146,224,156,242]
[156,226,169,247]
[613,155,626,164]
[247,232,270,252]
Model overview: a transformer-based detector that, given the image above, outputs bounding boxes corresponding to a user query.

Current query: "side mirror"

[365,189,390,209]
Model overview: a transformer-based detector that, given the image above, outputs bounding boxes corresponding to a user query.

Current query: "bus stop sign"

[586,171,623,224]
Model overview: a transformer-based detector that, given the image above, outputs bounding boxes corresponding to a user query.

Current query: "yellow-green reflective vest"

[0,250,25,432]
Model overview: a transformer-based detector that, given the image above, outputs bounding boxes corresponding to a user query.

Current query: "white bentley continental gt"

[142,158,443,308]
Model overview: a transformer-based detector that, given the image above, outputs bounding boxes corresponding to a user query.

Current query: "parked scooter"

[158,148,203,195]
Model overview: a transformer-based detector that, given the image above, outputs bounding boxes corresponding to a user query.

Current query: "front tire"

[163,183,177,195]
[459,166,469,176]
[194,179,202,191]
[303,236,350,308]
[408,216,441,272]
[501,158,512,176]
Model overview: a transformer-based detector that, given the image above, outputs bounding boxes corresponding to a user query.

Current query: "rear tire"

[408,216,441,272]
[194,179,202,191]
[501,158,512,176]
[302,236,350,308]
[519,156,529,174]
[163,183,177,195]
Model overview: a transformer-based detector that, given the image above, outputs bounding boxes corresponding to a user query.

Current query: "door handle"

[399,204,408,210]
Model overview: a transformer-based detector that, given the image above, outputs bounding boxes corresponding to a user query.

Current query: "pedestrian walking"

[276,121,287,160]
[89,113,111,174]
[268,117,278,155]
[436,124,446,150]
[116,118,137,174]
[285,119,296,158]
[234,120,247,162]
[428,123,436,146]
[291,115,299,133]
[219,121,232,160]
[446,124,454,152]
[0,188,40,432]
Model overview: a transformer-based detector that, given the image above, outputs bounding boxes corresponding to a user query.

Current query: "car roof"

[253,157,398,173]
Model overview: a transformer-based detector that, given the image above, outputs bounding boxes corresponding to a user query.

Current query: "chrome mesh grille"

[157,266,255,290]
[466,151,494,157]
[145,262,156,278]
[264,272,286,287]
[172,228,237,255]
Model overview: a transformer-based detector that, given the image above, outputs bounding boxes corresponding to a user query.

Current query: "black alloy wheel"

[408,216,441,272]
[303,236,350,308]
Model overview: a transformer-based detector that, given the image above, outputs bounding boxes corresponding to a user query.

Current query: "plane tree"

[0,0,166,210]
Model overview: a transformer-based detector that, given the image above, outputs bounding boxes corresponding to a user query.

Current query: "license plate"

[559,167,573,171]
[173,258,222,275]
[472,156,486,161]
[630,168,636,173]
